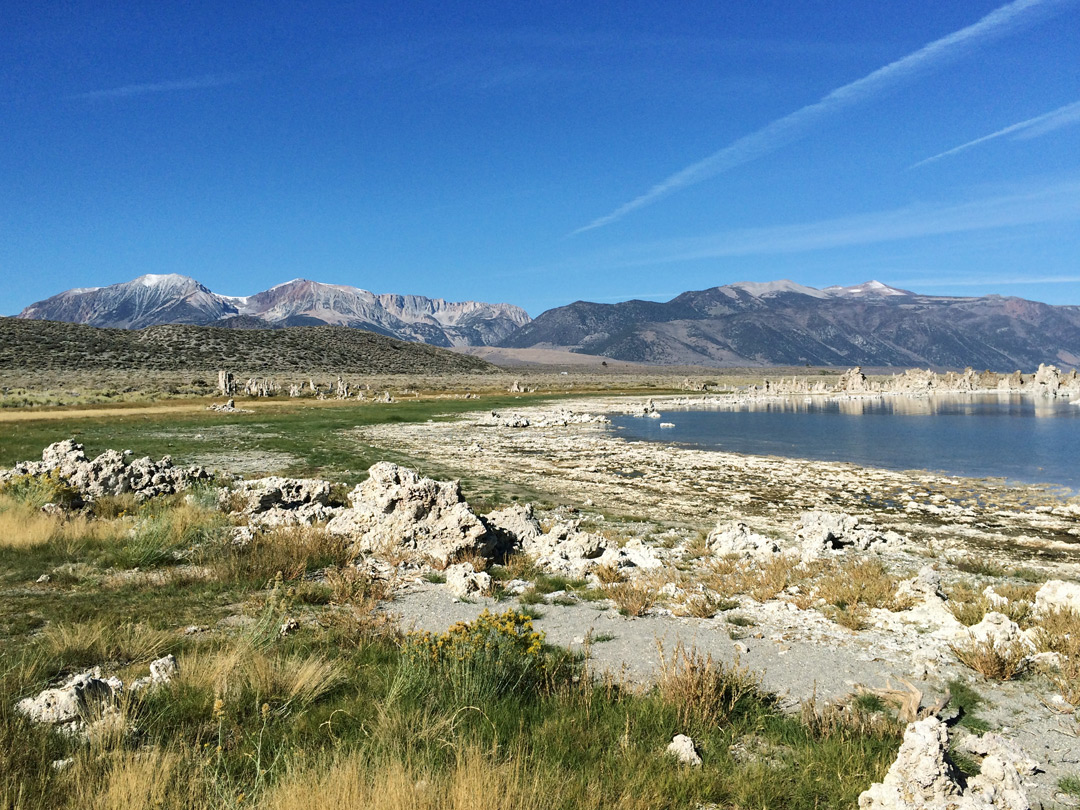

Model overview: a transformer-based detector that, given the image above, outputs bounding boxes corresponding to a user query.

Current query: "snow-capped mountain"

[500,279,1080,369]
[16,275,530,347]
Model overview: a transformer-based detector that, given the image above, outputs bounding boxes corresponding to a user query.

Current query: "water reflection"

[611,394,1080,488]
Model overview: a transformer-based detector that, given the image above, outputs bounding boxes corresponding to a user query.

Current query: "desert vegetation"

[0,481,910,810]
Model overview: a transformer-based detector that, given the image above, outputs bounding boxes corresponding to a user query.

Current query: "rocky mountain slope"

[500,280,1080,370]
[0,317,497,374]
[17,275,529,348]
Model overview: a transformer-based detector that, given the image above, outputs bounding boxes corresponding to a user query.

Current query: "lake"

[609,394,1080,490]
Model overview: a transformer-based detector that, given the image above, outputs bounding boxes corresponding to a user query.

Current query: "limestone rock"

[859,716,1032,809]
[483,503,543,551]
[666,734,702,766]
[706,521,780,558]
[1032,579,1080,616]
[16,668,122,725]
[964,612,1035,653]
[130,654,179,692]
[325,462,491,566]
[230,476,331,513]
[794,511,900,560]
[445,562,492,598]
[1,440,210,502]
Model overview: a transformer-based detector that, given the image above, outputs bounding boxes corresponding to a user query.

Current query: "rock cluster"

[16,655,177,735]
[705,512,902,562]
[325,462,493,566]
[0,440,211,502]
[858,716,1034,809]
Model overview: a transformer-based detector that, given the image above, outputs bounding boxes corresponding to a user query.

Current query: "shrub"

[601,580,655,617]
[949,636,1028,681]
[656,641,761,728]
[399,609,549,704]
[0,471,81,510]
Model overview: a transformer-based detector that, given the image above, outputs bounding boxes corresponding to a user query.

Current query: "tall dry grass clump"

[262,746,549,810]
[949,635,1029,681]
[38,620,176,669]
[656,641,761,729]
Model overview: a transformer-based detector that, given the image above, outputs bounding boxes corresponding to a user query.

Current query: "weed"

[950,636,1028,681]
[656,641,761,729]
[399,609,552,704]
[0,471,81,510]
[944,679,991,732]
[1059,776,1080,798]
[601,580,655,617]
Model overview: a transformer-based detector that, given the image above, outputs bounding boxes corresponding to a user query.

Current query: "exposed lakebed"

[610,394,1080,490]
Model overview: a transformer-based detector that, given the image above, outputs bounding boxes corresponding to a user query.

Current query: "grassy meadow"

[0,476,905,810]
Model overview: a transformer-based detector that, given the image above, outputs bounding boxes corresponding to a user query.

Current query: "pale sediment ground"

[354,395,1080,807]
[355,396,1080,565]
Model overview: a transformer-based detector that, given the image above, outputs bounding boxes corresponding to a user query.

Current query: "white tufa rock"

[666,734,702,766]
[129,654,179,692]
[444,563,492,598]
[1032,580,1080,617]
[16,668,122,725]
[0,440,210,503]
[706,521,780,559]
[859,716,1033,809]
[325,462,492,566]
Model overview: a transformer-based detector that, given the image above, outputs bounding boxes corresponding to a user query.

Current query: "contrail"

[73,74,245,100]
[912,99,1080,167]
[572,0,1073,235]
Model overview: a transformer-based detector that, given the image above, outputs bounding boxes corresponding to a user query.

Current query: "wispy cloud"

[573,0,1073,234]
[72,73,245,100]
[589,180,1080,266]
[893,274,1080,288]
[912,99,1080,167]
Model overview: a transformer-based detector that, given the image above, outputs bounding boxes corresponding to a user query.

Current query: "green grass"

[0,491,906,809]
[1059,775,1080,798]
[947,679,992,733]
[0,395,559,489]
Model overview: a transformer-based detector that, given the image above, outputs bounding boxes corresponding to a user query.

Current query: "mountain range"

[16,275,1080,370]
[16,274,530,348]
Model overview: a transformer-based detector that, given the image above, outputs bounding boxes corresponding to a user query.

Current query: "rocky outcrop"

[519,522,663,580]
[859,717,1033,809]
[483,503,543,550]
[445,562,492,598]
[17,655,179,735]
[794,511,902,561]
[666,734,702,766]
[0,440,211,502]
[1032,579,1080,616]
[706,521,780,558]
[325,462,492,566]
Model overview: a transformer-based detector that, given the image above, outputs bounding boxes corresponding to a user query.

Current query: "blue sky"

[2,0,1079,317]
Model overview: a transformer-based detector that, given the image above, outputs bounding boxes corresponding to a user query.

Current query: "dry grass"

[39,620,176,667]
[0,496,114,550]
[213,526,349,584]
[325,565,391,605]
[1029,607,1080,708]
[656,641,761,729]
[949,636,1029,681]
[945,583,1035,627]
[591,562,625,585]
[262,746,548,810]
[179,645,345,712]
[601,580,656,617]
[70,749,194,810]
[674,590,736,619]
[700,554,806,604]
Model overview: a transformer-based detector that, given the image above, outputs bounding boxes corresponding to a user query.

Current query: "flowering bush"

[402,609,547,703]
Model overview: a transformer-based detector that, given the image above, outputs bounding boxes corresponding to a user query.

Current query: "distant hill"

[500,280,1080,370]
[0,318,498,375]
[17,274,530,348]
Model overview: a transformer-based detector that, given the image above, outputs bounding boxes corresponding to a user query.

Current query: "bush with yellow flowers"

[401,609,549,703]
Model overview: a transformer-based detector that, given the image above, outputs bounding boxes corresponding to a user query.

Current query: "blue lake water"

[609,395,1080,490]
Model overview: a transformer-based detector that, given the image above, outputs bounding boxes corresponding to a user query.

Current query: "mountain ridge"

[16,275,1080,370]
[17,274,530,348]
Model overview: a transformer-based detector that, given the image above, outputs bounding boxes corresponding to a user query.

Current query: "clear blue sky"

[3,1,1079,317]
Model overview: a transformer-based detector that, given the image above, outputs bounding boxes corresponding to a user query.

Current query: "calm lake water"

[609,395,1080,490]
